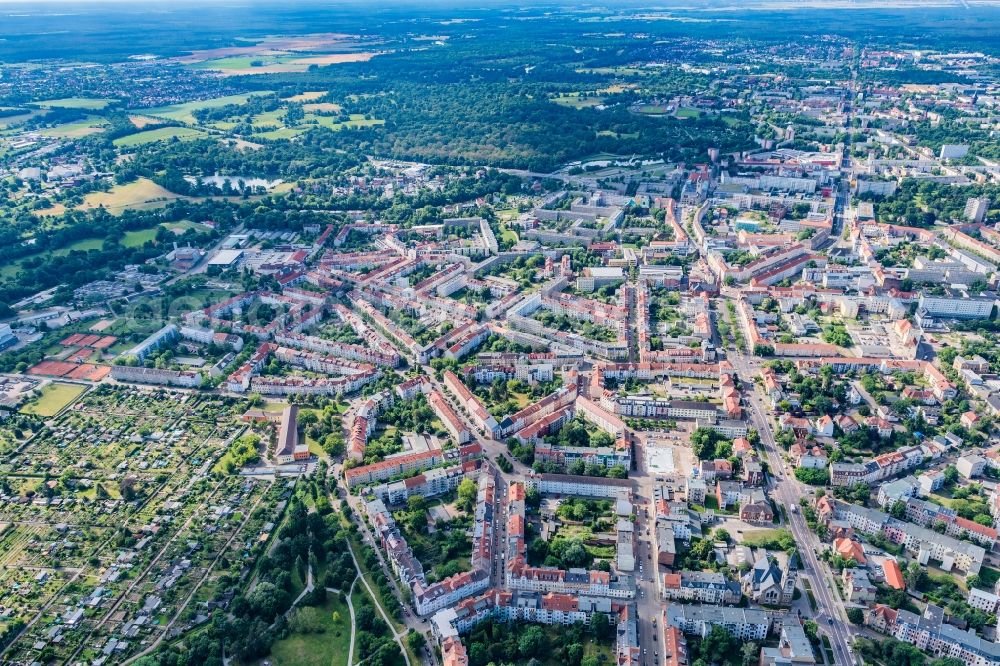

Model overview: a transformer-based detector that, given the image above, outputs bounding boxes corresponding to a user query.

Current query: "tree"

[457,477,477,512]
[905,561,927,590]
[323,433,344,457]
[518,625,547,658]
[943,465,959,486]
[691,427,723,460]
[567,643,584,666]
[929,659,965,666]
[590,612,613,640]
[741,642,760,666]
[847,607,864,624]
[698,626,738,663]
[883,639,928,666]
[407,630,426,652]
[890,500,907,519]
[407,495,426,514]
[245,581,289,622]
[795,467,830,486]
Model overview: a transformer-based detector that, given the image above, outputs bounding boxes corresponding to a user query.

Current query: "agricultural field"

[284,91,327,103]
[139,92,274,124]
[190,52,376,75]
[39,117,109,138]
[31,97,117,110]
[112,126,207,147]
[76,178,185,213]
[0,108,48,130]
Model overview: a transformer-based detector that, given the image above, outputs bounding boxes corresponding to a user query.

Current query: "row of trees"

[462,617,614,666]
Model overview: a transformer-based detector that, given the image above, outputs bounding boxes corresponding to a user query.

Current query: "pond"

[184,174,282,191]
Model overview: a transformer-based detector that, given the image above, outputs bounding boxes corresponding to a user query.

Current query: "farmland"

[189,52,377,75]
[139,92,274,124]
[39,117,109,138]
[76,178,185,213]
[112,126,207,147]
[32,97,117,110]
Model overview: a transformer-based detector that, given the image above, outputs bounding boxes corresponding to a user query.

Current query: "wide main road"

[728,348,859,665]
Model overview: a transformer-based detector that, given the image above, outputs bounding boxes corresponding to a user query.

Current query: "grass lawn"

[742,528,794,549]
[53,238,105,256]
[309,113,384,130]
[979,566,1000,588]
[113,126,207,147]
[552,94,605,109]
[20,383,86,417]
[536,626,612,666]
[266,595,351,666]
[675,107,701,119]
[250,109,286,129]
[348,534,404,632]
[161,219,207,234]
[33,97,116,110]
[141,92,273,124]
[121,227,160,247]
[1,234,109,274]
[802,578,818,611]
[77,482,123,501]
[257,127,306,140]
[77,178,184,214]
[121,220,208,247]
[350,586,406,664]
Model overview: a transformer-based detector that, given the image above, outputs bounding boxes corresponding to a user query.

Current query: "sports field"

[19,382,86,417]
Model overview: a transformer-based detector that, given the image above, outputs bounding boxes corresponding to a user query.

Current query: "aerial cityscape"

[0,1,998,665]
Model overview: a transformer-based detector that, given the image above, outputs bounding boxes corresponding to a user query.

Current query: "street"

[730,349,859,665]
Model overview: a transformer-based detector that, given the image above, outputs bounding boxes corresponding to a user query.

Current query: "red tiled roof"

[883,559,905,590]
